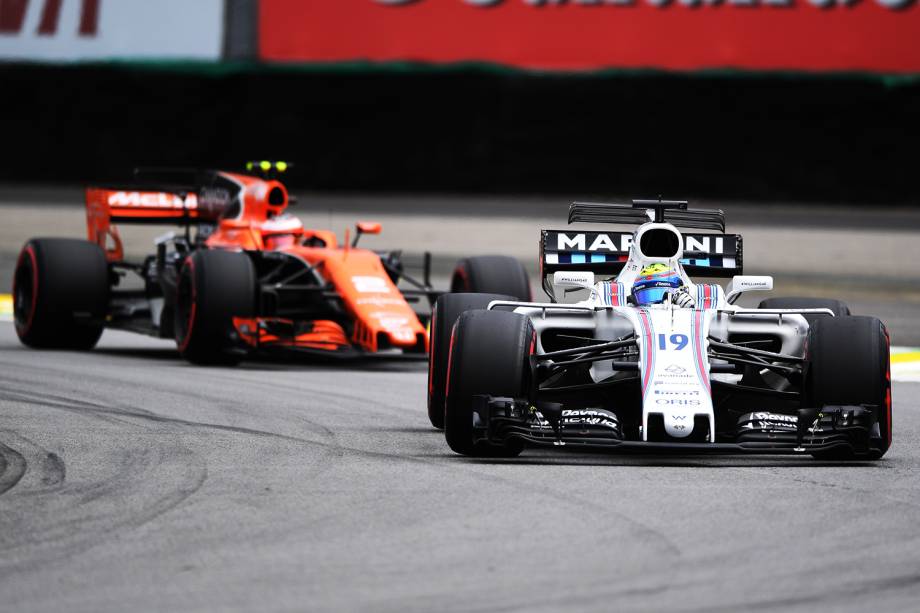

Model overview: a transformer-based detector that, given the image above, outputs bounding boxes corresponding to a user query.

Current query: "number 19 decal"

[657,334,689,351]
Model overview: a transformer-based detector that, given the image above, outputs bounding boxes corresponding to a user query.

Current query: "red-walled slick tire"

[13,238,108,350]
[175,249,257,366]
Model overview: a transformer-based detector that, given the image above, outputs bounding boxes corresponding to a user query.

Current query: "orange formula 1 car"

[12,165,531,364]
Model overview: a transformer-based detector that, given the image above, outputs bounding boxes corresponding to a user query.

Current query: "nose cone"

[664,411,693,438]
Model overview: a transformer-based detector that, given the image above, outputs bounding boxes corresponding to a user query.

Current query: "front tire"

[444,309,533,457]
[13,238,108,350]
[451,256,531,302]
[806,315,891,459]
[175,250,256,365]
[428,293,516,429]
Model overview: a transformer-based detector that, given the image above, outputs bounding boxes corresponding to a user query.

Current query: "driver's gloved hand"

[671,288,696,309]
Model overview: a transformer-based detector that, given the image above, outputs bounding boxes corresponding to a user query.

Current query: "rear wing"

[570,200,726,232]
[540,229,743,279]
[85,170,239,261]
[86,187,202,224]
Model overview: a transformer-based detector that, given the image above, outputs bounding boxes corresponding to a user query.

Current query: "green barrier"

[1,62,917,201]
[13,58,919,87]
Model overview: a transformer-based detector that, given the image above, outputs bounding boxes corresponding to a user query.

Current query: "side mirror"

[552,271,596,303]
[725,275,773,304]
[552,271,595,291]
[352,221,382,247]
[357,221,382,235]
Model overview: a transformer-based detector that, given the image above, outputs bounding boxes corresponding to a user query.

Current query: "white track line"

[892,346,920,383]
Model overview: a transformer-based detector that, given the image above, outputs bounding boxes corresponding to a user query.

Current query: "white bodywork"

[628,306,714,441]
[489,219,833,443]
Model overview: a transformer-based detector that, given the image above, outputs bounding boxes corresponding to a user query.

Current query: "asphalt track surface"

[1,322,919,613]
[2,192,920,611]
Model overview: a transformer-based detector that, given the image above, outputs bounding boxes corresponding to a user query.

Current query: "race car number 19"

[658,334,689,351]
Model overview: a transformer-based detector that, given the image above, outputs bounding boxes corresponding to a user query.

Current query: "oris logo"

[655,399,701,406]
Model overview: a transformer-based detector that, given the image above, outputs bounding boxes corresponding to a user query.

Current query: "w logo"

[0,0,99,36]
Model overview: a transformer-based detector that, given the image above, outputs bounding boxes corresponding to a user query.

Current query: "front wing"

[473,396,880,457]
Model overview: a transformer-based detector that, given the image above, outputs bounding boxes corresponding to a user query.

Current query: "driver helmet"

[632,263,682,306]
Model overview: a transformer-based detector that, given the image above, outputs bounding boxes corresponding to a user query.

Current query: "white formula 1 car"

[427,200,891,460]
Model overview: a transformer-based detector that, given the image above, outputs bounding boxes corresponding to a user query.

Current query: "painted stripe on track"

[0,294,10,322]
[892,346,920,382]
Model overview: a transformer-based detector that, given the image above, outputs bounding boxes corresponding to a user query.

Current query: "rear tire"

[428,293,516,429]
[806,315,891,460]
[444,309,533,457]
[175,250,256,365]
[13,238,108,350]
[759,297,850,327]
[451,256,531,302]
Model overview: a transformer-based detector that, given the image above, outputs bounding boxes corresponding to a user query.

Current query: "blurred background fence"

[0,0,918,202]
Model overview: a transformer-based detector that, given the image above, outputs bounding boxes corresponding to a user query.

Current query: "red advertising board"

[259,0,920,74]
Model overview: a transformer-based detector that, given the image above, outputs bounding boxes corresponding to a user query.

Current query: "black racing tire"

[428,292,516,429]
[759,297,850,327]
[451,256,532,302]
[175,249,257,366]
[806,315,891,460]
[444,309,534,457]
[13,238,108,350]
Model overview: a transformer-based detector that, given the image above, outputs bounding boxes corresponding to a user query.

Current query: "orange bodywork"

[85,171,428,355]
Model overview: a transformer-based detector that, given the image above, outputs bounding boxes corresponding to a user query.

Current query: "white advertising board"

[0,0,224,61]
